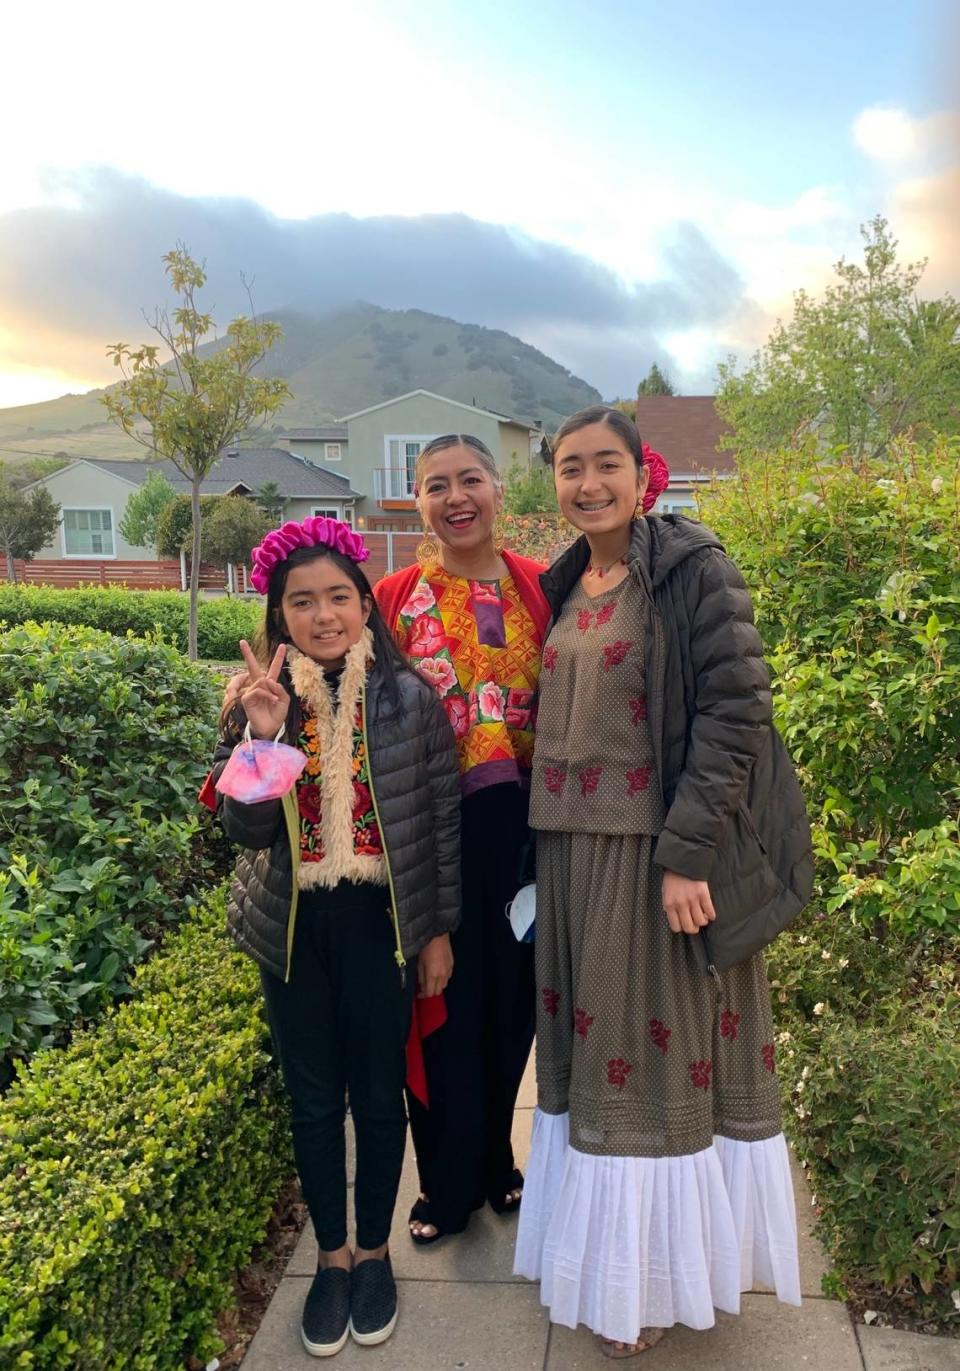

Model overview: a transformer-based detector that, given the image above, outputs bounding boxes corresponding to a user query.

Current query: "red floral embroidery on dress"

[626,764,652,796]
[298,782,322,823]
[689,1060,713,1090]
[544,766,567,796]
[542,988,560,1018]
[577,609,594,633]
[574,1007,594,1038]
[595,601,616,627]
[762,1043,775,1073]
[579,765,603,796]
[649,1018,671,1055]
[720,1009,741,1040]
[629,696,648,725]
[607,1058,633,1091]
[602,640,634,671]
[405,614,447,658]
[543,645,558,672]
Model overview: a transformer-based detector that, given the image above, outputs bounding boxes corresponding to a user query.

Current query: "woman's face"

[279,557,371,669]
[417,444,503,556]
[552,422,648,537]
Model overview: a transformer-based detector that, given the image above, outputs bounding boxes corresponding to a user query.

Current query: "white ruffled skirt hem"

[514,1109,801,1341]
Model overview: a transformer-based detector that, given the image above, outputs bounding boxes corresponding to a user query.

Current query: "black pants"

[407,783,536,1229]
[260,881,415,1252]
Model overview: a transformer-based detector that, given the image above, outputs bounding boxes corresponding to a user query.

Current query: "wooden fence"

[10,534,424,593]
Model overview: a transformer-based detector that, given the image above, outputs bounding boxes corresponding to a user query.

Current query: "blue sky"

[1,0,956,407]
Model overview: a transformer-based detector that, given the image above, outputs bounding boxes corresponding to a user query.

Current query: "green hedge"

[0,621,229,1081]
[0,886,292,1370]
[0,584,260,660]
[783,989,960,1316]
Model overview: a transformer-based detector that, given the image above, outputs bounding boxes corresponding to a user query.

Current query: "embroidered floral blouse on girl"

[394,564,542,794]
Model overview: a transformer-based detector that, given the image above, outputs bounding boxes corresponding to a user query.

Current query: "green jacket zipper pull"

[394,949,407,989]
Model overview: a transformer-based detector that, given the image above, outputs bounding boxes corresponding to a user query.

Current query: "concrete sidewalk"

[243,1060,960,1371]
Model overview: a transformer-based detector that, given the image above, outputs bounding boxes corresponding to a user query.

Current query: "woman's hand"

[661,870,716,934]
[417,933,453,998]
[238,640,288,739]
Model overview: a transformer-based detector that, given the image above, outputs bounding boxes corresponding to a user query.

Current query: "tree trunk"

[5,549,16,584]
[189,478,201,661]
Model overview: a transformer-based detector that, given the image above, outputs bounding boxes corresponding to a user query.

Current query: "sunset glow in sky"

[1,0,957,409]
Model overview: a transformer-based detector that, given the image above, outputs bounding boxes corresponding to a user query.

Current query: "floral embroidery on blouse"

[297,700,383,865]
[395,568,542,792]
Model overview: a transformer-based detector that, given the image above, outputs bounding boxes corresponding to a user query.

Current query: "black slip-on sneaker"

[349,1254,398,1346]
[301,1266,351,1357]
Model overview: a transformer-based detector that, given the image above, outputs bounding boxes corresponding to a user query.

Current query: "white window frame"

[383,434,435,498]
[324,443,342,462]
[61,505,117,559]
[312,505,342,521]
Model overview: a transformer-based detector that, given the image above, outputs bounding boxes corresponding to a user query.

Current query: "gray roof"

[83,450,360,501]
[281,427,348,441]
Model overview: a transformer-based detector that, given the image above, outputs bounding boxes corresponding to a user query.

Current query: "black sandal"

[407,1195,470,1245]
[488,1168,524,1217]
[408,1197,443,1246]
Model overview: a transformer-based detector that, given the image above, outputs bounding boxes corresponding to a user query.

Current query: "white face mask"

[505,882,536,943]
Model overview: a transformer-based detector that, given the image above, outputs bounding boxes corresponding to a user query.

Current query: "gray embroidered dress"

[529,574,782,1159]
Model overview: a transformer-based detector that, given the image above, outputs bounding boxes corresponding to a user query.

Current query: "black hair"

[545,405,645,469]
[415,433,501,488]
[257,543,410,708]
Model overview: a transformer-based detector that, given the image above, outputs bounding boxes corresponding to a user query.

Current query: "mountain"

[0,304,602,459]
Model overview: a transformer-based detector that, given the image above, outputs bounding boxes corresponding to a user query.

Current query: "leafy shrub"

[0,622,226,1080]
[0,583,259,660]
[785,990,960,1320]
[0,886,292,1370]
[701,437,960,939]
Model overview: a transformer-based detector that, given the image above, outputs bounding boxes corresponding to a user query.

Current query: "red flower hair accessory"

[641,443,670,513]
[250,516,370,594]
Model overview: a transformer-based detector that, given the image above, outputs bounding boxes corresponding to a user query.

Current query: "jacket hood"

[540,514,724,612]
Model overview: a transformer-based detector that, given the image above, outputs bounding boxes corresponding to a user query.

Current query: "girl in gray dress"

[515,407,810,1358]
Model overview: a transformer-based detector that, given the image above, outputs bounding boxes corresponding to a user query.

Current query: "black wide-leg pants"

[260,881,415,1252]
[407,783,536,1230]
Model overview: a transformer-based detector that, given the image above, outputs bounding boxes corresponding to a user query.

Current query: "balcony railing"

[374,467,416,501]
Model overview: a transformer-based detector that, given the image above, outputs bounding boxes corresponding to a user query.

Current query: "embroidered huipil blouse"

[394,565,542,795]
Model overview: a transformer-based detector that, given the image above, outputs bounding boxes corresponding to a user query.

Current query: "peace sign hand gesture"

[238,640,289,739]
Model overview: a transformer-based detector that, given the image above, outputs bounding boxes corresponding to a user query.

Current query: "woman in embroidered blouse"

[375,433,551,1244]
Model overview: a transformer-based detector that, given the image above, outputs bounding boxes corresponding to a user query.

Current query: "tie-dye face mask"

[215,725,307,804]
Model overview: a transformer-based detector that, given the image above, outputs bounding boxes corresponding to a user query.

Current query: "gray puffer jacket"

[212,649,461,983]
[540,515,813,973]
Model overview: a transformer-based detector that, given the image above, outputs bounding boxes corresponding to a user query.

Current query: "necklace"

[585,555,627,578]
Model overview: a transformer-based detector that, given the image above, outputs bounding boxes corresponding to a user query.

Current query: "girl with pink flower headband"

[514,405,809,1357]
[207,514,463,1356]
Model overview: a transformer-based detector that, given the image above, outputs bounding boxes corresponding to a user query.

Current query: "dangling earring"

[493,514,505,554]
[633,498,644,519]
[417,527,440,566]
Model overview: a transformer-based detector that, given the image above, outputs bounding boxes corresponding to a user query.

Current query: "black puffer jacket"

[540,515,813,972]
[212,652,461,982]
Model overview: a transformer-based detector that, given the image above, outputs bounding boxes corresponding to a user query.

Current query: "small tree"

[717,216,960,460]
[118,469,177,553]
[103,246,290,658]
[503,462,558,515]
[203,496,271,592]
[0,476,61,582]
[637,364,675,396]
[156,494,204,560]
[254,479,285,523]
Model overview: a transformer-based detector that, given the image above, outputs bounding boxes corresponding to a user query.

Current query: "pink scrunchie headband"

[641,443,670,513]
[250,516,370,595]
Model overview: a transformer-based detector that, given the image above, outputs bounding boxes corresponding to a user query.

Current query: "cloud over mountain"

[0,168,749,397]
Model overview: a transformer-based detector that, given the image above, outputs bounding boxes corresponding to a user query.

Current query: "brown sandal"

[599,1327,666,1358]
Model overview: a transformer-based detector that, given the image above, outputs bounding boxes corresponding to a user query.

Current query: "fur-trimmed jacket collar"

[287,627,386,891]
